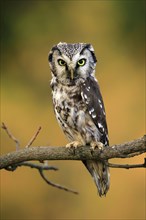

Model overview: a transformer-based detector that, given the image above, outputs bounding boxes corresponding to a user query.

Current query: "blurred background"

[0,1,145,219]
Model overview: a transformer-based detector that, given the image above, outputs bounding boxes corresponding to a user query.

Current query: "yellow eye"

[58,59,66,66]
[77,58,86,66]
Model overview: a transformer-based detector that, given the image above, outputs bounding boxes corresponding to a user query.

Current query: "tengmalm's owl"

[48,42,110,196]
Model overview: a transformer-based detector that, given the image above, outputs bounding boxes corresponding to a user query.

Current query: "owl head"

[48,42,97,85]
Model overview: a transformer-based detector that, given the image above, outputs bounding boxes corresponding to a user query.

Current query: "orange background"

[1,1,145,219]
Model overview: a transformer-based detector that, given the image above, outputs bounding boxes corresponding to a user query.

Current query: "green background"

[1,1,145,219]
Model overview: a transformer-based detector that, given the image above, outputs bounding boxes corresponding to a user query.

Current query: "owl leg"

[90,141,104,151]
[66,141,83,149]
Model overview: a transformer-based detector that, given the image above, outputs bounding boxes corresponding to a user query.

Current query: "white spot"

[99,104,103,109]
[98,99,102,104]
[92,114,96,118]
[81,91,83,96]
[89,108,94,114]
[86,100,89,104]
[104,140,107,145]
[103,110,106,116]
[98,122,103,128]
[86,86,91,92]
[84,94,87,99]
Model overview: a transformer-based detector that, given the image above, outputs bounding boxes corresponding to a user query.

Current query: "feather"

[81,76,109,146]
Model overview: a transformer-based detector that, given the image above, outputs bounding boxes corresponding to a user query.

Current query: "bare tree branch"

[1,123,145,194]
[1,122,20,150]
[5,161,78,194]
[25,126,42,148]
[38,169,78,194]
[5,161,58,171]
[0,135,145,170]
[1,123,80,194]
[106,159,146,169]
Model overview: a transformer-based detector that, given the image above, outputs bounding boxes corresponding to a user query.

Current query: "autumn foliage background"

[0,1,145,220]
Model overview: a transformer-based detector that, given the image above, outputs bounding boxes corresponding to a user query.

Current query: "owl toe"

[66,141,82,149]
[90,141,104,151]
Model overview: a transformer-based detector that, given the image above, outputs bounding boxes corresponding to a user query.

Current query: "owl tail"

[83,160,110,196]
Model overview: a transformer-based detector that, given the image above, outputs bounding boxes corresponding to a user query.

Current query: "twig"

[1,122,20,150]
[106,158,146,169]
[1,123,79,194]
[5,161,59,171]
[25,126,42,148]
[5,161,78,195]
[38,169,79,195]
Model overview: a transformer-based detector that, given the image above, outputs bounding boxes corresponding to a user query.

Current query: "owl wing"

[81,76,109,146]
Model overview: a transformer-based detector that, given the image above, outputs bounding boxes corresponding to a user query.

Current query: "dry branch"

[1,122,20,150]
[5,161,78,194]
[0,135,145,169]
[1,123,80,194]
[25,126,42,148]
[1,122,145,194]
[107,159,146,169]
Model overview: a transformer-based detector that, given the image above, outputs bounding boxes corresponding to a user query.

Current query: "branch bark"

[0,135,145,170]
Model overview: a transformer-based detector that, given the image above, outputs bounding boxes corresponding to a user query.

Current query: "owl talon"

[66,141,82,149]
[90,141,104,151]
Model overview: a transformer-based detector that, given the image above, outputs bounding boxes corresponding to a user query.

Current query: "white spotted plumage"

[48,42,110,196]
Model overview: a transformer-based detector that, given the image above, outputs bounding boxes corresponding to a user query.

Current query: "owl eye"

[58,59,66,66]
[77,58,86,66]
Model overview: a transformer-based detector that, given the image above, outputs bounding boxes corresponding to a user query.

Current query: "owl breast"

[51,80,100,145]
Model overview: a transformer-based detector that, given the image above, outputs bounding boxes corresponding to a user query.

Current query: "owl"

[48,42,110,196]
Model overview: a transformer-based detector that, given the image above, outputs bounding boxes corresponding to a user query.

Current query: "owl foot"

[66,141,83,155]
[90,141,104,151]
[66,141,83,149]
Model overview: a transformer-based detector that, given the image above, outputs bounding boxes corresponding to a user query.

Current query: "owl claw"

[90,141,104,151]
[66,141,83,149]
